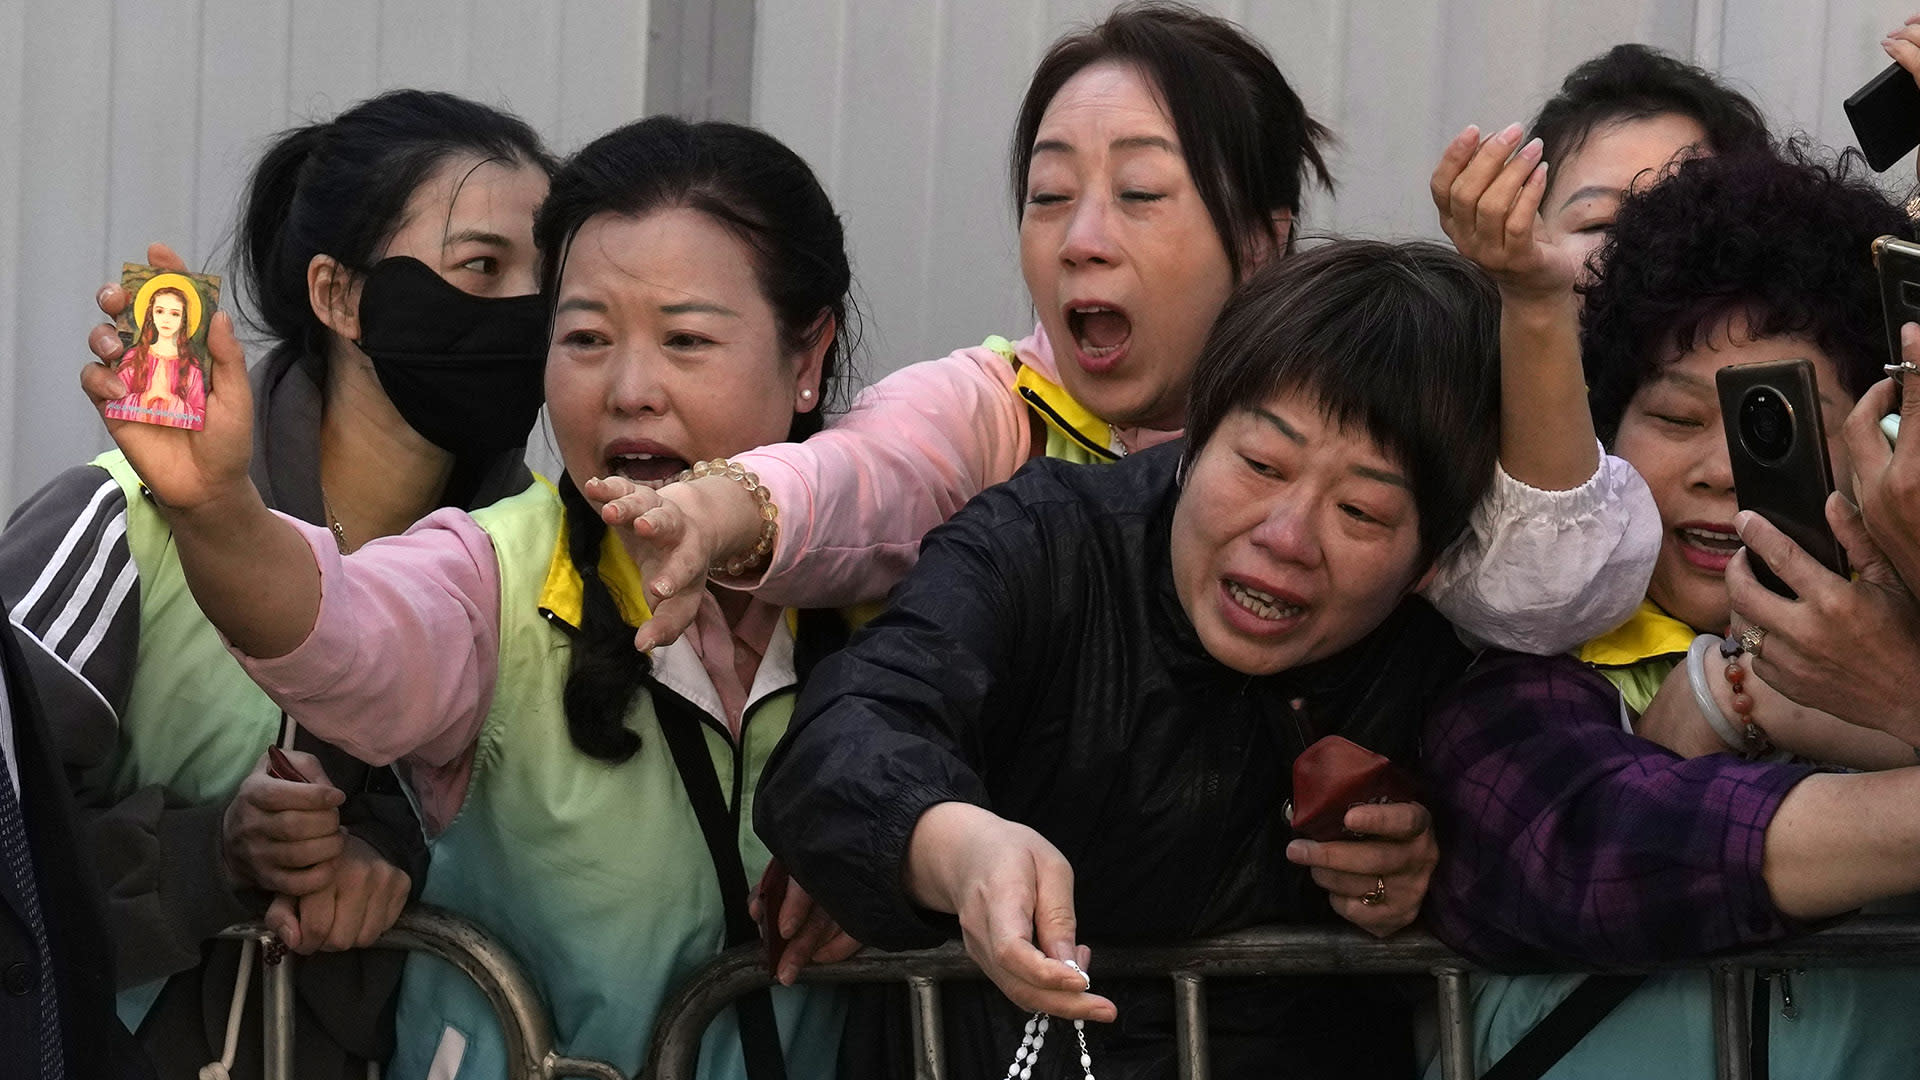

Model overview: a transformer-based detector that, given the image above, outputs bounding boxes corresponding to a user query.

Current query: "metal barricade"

[642,915,1920,1080]
[218,907,624,1080]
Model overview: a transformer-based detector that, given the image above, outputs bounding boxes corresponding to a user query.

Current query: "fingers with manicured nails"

[1430,126,1480,216]
[1449,123,1523,225]
[1341,800,1431,841]
[1475,136,1541,241]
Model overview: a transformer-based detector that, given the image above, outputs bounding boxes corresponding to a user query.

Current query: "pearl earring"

[800,389,815,402]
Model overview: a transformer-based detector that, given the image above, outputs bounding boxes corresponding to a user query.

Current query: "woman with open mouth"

[80,117,864,1080]
[591,1,1656,669]
[759,239,1507,1079]
[1426,146,1920,1080]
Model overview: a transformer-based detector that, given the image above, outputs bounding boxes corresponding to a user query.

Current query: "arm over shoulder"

[1421,652,1814,970]
[734,344,1033,608]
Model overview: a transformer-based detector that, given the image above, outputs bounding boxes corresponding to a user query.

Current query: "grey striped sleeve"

[1,465,139,717]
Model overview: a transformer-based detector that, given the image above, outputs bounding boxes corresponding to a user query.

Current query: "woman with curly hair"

[1420,148,1920,1078]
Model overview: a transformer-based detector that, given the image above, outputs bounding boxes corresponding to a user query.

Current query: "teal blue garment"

[386,481,840,1079]
[1431,967,1920,1078]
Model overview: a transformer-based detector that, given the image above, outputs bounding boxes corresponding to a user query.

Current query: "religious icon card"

[105,263,222,430]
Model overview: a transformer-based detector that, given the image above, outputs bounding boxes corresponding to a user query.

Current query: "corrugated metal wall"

[751,0,1918,380]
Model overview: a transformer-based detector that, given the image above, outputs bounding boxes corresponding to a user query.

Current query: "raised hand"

[1286,801,1436,938]
[1431,123,1580,301]
[82,242,255,515]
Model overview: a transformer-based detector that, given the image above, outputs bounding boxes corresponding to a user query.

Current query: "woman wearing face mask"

[758,240,1503,1079]
[0,89,552,1078]
[597,1,1654,673]
[80,116,859,1080]
[1424,149,1920,1080]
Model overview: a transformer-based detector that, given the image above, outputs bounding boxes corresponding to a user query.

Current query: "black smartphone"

[1847,62,1920,172]
[1717,359,1847,598]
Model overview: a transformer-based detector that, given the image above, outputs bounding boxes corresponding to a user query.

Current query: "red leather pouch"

[1287,735,1420,842]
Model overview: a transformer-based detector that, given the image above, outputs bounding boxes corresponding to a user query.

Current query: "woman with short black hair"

[759,240,1503,1080]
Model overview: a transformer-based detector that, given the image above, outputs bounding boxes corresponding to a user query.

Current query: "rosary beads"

[1000,960,1096,1080]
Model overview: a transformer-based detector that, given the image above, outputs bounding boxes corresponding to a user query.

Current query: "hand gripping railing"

[217,907,624,1080]
[642,915,1920,1080]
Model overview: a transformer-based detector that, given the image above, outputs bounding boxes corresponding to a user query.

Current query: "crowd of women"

[11,2,1920,1078]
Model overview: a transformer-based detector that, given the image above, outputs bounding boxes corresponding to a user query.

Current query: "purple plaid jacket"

[1421,650,1818,970]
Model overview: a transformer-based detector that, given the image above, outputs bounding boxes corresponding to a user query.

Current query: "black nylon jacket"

[757,443,1472,1079]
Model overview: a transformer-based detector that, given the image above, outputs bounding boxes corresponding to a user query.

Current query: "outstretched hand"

[585,472,771,652]
[904,802,1115,1022]
[82,241,255,516]
[1431,123,1580,301]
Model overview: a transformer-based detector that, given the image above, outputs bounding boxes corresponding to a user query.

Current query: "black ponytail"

[557,474,648,763]
[236,89,555,361]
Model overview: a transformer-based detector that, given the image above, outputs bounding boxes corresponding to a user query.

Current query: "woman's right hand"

[584,473,768,651]
[903,802,1115,1022]
[82,242,255,516]
[222,749,347,895]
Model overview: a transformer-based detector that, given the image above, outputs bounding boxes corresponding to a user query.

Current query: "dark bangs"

[1184,240,1501,562]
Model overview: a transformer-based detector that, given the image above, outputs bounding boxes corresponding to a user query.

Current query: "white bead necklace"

[1000,961,1096,1080]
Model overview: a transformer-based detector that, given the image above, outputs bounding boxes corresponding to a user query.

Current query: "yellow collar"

[1578,600,1698,667]
[983,335,1120,463]
[538,511,653,632]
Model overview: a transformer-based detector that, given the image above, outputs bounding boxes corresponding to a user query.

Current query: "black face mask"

[355,255,549,458]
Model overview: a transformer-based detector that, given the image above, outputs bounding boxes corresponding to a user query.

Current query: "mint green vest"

[92,451,287,1029]
[94,451,285,802]
[387,481,838,1080]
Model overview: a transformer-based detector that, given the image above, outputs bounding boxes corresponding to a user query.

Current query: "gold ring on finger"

[1360,876,1387,906]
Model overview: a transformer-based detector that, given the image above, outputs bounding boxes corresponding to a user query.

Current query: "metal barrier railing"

[217,908,624,1080]
[216,910,1920,1080]
[641,915,1920,1080]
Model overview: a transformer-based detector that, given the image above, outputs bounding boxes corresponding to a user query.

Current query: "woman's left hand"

[748,873,862,985]
[1285,801,1435,937]
[1431,124,1580,302]
[1727,495,1920,746]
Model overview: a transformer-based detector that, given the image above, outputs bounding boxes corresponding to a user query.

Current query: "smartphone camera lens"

[1739,387,1796,463]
